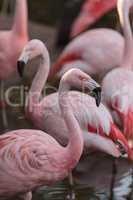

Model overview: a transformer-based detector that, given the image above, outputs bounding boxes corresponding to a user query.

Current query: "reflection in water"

[113,171,132,200]
[33,182,101,200]
[113,160,133,200]
[32,153,133,200]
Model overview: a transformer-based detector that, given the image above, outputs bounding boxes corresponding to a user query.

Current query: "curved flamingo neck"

[26,47,50,116]
[118,0,133,69]
[58,79,83,170]
[12,0,28,38]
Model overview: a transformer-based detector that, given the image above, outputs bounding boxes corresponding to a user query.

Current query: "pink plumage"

[0,67,104,199]
[48,28,124,82]
[102,0,133,140]
[17,39,131,159]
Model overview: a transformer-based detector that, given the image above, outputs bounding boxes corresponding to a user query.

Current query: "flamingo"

[0,0,28,129]
[0,69,103,200]
[0,0,28,80]
[71,0,117,38]
[17,40,131,159]
[102,0,133,140]
[48,27,124,82]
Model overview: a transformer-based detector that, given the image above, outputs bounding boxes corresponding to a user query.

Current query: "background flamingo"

[0,0,28,80]
[102,0,133,140]
[0,68,103,200]
[0,0,28,129]
[48,28,124,82]
[71,0,117,38]
[17,40,131,160]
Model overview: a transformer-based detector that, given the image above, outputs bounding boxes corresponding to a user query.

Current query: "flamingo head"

[71,0,117,38]
[17,39,47,77]
[61,68,101,107]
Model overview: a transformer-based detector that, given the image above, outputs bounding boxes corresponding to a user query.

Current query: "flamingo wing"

[0,130,66,198]
[102,68,133,140]
[49,29,123,81]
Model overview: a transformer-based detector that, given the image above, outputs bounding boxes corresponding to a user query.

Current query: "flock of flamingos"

[0,0,133,199]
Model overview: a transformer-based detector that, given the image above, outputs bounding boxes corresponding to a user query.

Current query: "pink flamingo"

[0,0,28,129]
[0,0,28,79]
[71,0,117,38]
[102,0,133,140]
[0,69,103,200]
[17,40,131,159]
[48,28,124,82]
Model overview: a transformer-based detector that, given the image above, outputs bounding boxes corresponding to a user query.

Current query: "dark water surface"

[32,153,133,200]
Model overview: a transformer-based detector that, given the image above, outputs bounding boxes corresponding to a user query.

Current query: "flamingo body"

[30,91,114,145]
[102,0,133,140]
[102,68,133,139]
[49,29,124,81]
[27,90,131,156]
[0,123,83,200]
[0,130,69,199]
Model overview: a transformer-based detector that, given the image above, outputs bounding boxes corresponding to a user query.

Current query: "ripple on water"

[32,152,133,200]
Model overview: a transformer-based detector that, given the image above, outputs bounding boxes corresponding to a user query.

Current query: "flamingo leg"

[66,172,76,200]
[0,80,8,130]
[109,158,117,200]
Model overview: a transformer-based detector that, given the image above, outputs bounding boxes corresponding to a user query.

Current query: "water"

[32,153,133,200]
[33,183,101,200]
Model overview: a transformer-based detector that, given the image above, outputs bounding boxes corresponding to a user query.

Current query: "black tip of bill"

[93,87,101,107]
[17,60,26,78]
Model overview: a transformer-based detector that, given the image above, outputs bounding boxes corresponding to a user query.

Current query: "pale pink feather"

[48,29,124,81]
[102,0,133,140]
